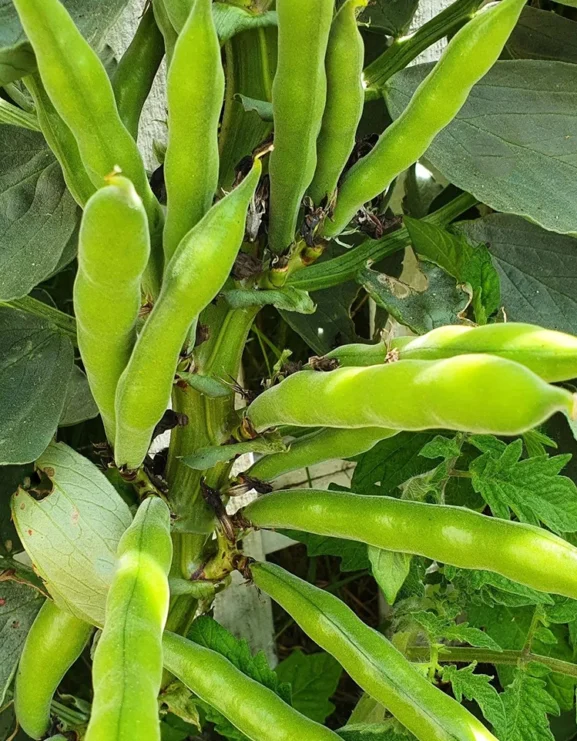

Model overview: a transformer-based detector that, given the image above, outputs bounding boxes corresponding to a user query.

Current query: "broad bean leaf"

[506,7,577,63]
[359,0,419,36]
[0,582,43,705]
[276,650,342,724]
[352,432,436,495]
[0,306,74,464]
[404,218,500,324]
[59,366,99,427]
[0,127,79,301]
[0,465,29,555]
[0,0,131,84]
[11,442,132,626]
[282,530,370,572]
[280,282,359,355]
[181,437,286,471]
[442,664,506,739]
[368,547,411,604]
[359,262,470,334]
[224,287,316,314]
[456,214,577,334]
[386,61,577,237]
[213,3,277,44]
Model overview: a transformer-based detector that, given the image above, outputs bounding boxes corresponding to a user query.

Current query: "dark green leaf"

[442,664,506,738]
[404,218,500,323]
[368,547,411,604]
[59,366,99,427]
[387,61,577,237]
[0,583,43,705]
[469,440,577,533]
[360,0,419,35]
[282,530,370,572]
[506,7,577,63]
[352,432,436,495]
[0,307,74,464]
[457,214,577,334]
[275,650,342,724]
[0,127,79,301]
[501,666,559,741]
[360,262,470,333]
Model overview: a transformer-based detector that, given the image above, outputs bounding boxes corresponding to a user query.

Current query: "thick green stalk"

[363,0,484,90]
[406,646,577,678]
[167,303,259,534]
[288,191,477,292]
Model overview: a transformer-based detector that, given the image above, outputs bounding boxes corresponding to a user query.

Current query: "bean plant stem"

[406,645,577,678]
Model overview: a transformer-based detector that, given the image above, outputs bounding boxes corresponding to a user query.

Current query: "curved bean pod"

[162,631,340,740]
[115,160,261,469]
[245,490,577,600]
[12,0,164,294]
[163,0,225,261]
[251,562,497,741]
[390,323,577,383]
[268,0,334,253]
[112,5,165,140]
[74,175,150,442]
[249,427,398,482]
[247,356,575,435]
[85,497,172,741]
[325,0,526,237]
[15,601,92,740]
[317,341,389,367]
[308,0,367,206]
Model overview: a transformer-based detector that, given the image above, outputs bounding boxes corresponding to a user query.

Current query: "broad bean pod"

[85,497,172,741]
[112,5,165,140]
[389,322,577,383]
[163,0,225,261]
[268,0,334,253]
[249,427,398,482]
[308,0,367,206]
[12,0,164,293]
[324,0,526,237]
[162,631,341,740]
[247,355,575,436]
[74,175,150,443]
[251,562,497,741]
[115,160,261,469]
[15,600,92,740]
[246,490,577,600]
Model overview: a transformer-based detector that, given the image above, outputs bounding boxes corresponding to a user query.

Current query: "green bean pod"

[246,490,577,600]
[115,159,261,469]
[325,0,526,237]
[25,73,95,207]
[85,497,172,741]
[12,0,160,221]
[74,175,150,443]
[112,5,165,140]
[247,355,575,436]
[15,601,92,740]
[268,0,335,253]
[390,323,577,383]
[163,0,225,261]
[308,0,367,206]
[249,427,398,482]
[12,0,164,295]
[162,631,341,741]
[251,562,497,741]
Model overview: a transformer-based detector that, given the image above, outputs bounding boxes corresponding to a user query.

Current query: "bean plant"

[1,0,577,739]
